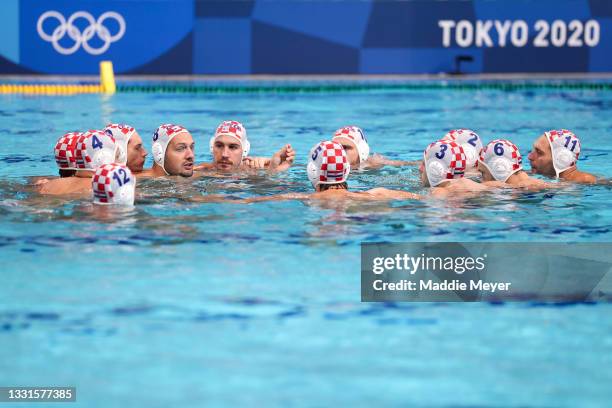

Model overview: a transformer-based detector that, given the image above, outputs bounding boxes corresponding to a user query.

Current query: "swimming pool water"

[1,84,612,407]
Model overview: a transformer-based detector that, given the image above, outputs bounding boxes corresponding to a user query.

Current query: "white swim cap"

[54,131,82,170]
[209,120,250,158]
[545,129,581,177]
[332,126,370,163]
[443,129,483,168]
[92,164,136,206]
[75,130,118,170]
[104,124,136,165]
[479,139,523,182]
[307,141,351,188]
[152,124,189,174]
[423,140,467,187]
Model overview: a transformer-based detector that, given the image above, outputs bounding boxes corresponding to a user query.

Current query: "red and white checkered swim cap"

[92,164,136,205]
[423,140,467,187]
[479,139,523,182]
[104,124,136,165]
[443,129,483,168]
[209,120,250,158]
[54,132,83,170]
[74,130,117,170]
[332,126,370,163]
[545,129,581,177]
[152,124,189,174]
[307,141,351,188]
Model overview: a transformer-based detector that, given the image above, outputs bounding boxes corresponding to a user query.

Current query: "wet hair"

[59,169,76,178]
[319,182,348,192]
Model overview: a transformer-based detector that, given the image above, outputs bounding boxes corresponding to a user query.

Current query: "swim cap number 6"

[494,143,504,156]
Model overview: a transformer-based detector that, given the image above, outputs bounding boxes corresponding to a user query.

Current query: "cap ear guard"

[92,149,115,168]
[488,157,512,182]
[426,160,446,187]
[462,146,478,168]
[104,125,134,166]
[358,139,369,162]
[307,159,319,188]
[554,149,576,175]
[546,130,581,177]
[152,142,165,168]
[307,143,324,188]
[104,128,127,165]
[116,183,135,206]
[241,138,250,159]
[355,127,369,162]
[209,136,215,156]
[115,144,128,165]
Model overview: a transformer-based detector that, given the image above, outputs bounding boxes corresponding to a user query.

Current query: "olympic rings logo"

[37,11,126,55]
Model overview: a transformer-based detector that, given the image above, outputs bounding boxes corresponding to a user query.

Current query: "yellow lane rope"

[0,61,115,95]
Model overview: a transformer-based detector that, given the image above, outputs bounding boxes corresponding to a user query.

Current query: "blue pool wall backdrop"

[2,0,612,75]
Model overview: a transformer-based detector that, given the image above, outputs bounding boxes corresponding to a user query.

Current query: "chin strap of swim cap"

[545,129,581,178]
[152,124,188,175]
[92,163,136,206]
[423,140,467,187]
[104,124,136,166]
[54,132,82,170]
[307,141,351,188]
[75,130,117,170]
[209,120,250,159]
[479,139,522,182]
[443,129,483,169]
[332,126,370,163]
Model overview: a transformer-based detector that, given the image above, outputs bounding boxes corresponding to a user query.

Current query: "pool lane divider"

[116,82,612,93]
[0,83,103,95]
[2,63,612,95]
[0,61,116,95]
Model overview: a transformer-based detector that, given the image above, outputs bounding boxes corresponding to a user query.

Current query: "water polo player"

[332,125,416,169]
[479,139,555,190]
[442,129,483,174]
[195,120,294,173]
[40,130,118,195]
[245,141,421,203]
[104,124,148,174]
[528,129,596,183]
[92,164,136,206]
[420,140,500,198]
[149,124,195,177]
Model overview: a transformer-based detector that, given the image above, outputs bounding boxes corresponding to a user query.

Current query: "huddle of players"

[40,121,597,205]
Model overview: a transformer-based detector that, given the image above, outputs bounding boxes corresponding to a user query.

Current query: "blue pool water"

[1,83,612,406]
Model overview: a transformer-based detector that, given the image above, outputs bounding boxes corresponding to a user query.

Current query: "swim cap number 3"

[435,144,448,159]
